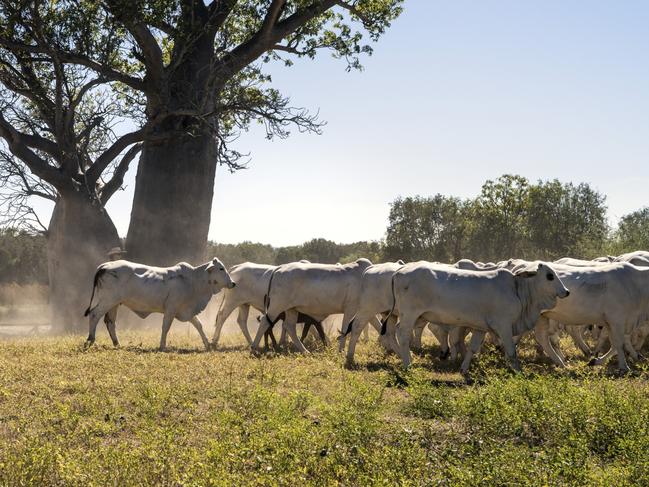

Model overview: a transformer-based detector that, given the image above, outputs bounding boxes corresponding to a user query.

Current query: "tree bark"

[47,190,121,332]
[126,24,218,266]
[125,132,217,266]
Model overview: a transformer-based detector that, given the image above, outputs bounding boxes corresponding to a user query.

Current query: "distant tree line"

[1,174,648,283]
[383,174,613,263]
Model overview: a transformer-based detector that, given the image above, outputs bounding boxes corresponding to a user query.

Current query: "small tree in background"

[612,207,649,254]
[384,195,468,263]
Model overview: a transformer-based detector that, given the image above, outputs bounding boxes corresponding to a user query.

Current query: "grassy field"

[1,329,649,486]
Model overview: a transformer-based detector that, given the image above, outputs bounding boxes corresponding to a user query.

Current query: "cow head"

[206,258,235,292]
[513,262,570,299]
[512,262,570,335]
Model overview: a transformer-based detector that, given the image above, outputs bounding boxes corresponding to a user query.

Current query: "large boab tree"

[0,2,149,331]
[51,0,404,265]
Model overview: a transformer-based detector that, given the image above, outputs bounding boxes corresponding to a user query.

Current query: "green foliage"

[384,194,468,263]
[206,241,277,268]
[387,174,612,263]
[0,228,47,284]
[611,207,649,255]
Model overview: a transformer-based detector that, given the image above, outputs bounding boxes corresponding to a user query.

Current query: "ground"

[1,329,649,486]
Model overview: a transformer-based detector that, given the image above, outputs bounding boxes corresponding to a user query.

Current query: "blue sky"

[95,1,649,245]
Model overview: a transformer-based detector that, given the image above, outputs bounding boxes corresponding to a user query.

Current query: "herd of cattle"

[83,250,649,376]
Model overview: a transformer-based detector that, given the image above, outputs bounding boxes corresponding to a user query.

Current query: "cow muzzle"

[228,282,236,289]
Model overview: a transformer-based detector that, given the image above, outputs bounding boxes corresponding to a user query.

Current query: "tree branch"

[127,23,165,86]
[216,0,337,82]
[99,143,142,204]
[86,127,146,183]
[261,0,287,38]
[0,37,147,91]
[0,113,67,190]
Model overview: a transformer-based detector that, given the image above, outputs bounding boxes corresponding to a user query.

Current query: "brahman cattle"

[388,261,569,373]
[252,259,373,352]
[338,261,407,365]
[84,258,234,351]
[534,261,649,372]
[211,262,327,349]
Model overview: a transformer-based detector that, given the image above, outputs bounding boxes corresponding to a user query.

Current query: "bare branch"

[0,113,67,189]
[99,143,142,204]
[86,127,146,183]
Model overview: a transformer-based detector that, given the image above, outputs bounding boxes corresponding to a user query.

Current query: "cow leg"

[632,324,647,352]
[428,323,449,359]
[345,314,372,366]
[593,327,610,357]
[85,303,113,348]
[212,296,240,347]
[499,327,521,372]
[159,312,175,352]
[623,333,639,362]
[607,324,629,373]
[549,332,566,362]
[251,315,272,352]
[449,327,468,361]
[381,315,401,354]
[279,325,288,347]
[396,314,418,368]
[235,305,254,346]
[411,319,426,352]
[361,324,370,343]
[566,325,591,358]
[314,322,329,346]
[533,317,565,367]
[460,330,485,375]
[190,316,211,351]
[104,306,120,347]
[283,310,309,353]
[300,322,311,342]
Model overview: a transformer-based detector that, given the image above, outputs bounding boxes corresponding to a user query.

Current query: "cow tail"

[381,270,402,336]
[342,317,355,336]
[83,267,106,317]
[263,267,280,326]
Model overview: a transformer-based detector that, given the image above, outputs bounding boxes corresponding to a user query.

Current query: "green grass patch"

[0,331,648,485]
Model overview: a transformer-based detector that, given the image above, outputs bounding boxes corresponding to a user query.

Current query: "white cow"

[211,262,276,347]
[614,250,649,267]
[84,258,234,351]
[211,261,331,349]
[390,261,569,373]
[530,262,649,372]
[338,261,408,365]
[252,259,373,352]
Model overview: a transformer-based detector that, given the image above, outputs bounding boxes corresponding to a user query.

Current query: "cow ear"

[206,263,214,273]
[514,264,539,278]
[514,269,537,278]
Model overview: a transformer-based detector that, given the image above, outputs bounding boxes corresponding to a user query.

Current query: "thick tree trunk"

[125,25,218,266]
[47,190,120,332]
[125,133,217,266]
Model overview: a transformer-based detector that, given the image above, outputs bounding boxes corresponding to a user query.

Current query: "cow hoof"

[83,340,93,350]
[587,357,599,366]
[439,349,450,360]
[463,375,475,386]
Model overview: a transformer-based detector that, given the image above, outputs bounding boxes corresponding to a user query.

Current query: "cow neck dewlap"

[514,276,557,336]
